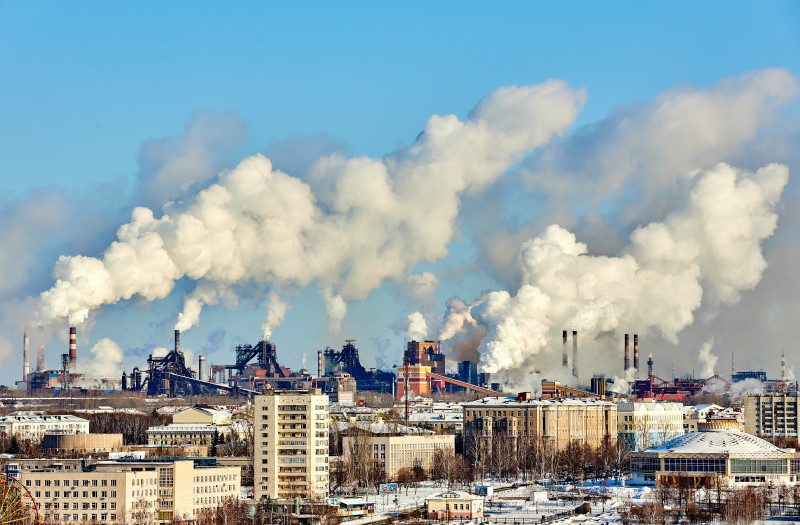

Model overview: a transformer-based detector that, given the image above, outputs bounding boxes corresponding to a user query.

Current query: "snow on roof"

[426,490,481,501]
[646,430,785,455]
[463,396,614,407]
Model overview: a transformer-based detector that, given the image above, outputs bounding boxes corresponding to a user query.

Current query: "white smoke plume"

[406,312,428,341]
[444,162,788,387]
[78,338,124,379]
[696,338,718,378]
[261,291,289,340]
[404,272,440,306]
[438,296,487,363]
[35,81,586,332]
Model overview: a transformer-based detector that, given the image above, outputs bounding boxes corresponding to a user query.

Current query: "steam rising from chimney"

[34,81,586,334]
[443,162,788,386]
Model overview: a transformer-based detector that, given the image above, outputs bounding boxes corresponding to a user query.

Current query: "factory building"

[405,341,445,376]
[631,420,800,487]
[462,393,617,457]
[254,389,329,502]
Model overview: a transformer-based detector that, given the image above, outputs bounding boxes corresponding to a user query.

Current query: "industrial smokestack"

[23,330,29,381]
[634,334,639,376]
[624,334,630,371]
[572,330,578,379]
[317,350,323,377]
[198,355,206,382]
[562,330,568,368]
[69,327,77,369]
[174,329,180,353]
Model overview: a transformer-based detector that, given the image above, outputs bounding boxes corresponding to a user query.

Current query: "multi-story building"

[462,393,617,456]
[18,458,239,524]
[146,423,225,446]
[617,401,684,451]
[254,388,329,501]
[745,392,800,438]
[0,414,89,439]
[341,430,455,479]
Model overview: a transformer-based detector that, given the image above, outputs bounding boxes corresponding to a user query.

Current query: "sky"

[0,2,799,391]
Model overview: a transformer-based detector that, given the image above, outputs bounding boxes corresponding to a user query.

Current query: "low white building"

[146,423,228,446]
[617,401,684,451]
[0,415,89,440]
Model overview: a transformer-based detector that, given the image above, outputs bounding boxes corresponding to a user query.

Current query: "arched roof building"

[631,420,800,487]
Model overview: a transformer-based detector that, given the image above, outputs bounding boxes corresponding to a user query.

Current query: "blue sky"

[1,2,799,388]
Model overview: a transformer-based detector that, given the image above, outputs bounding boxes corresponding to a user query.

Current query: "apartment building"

[342,432,455,479]
[254,389,329,501]
[19,458,239,524]
[617,401,684,451]
[0,414,89,439]
[462,393,617,456]
[745,392,800,438]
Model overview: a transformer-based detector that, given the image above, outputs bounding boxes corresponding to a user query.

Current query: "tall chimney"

[562,330,568,368]
[37,327,45,372]
[317,350,323,377]
[572,330,578,379]
[174,329,180,353]
[23,330,29,381]
[624,334,630,371]
[198,355,206,382]
[69,327,77,369]
[634,334,639,376]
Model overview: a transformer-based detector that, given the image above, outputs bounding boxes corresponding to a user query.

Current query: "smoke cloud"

[697,338,718,378]
[36,80,586,332]
[406,312,428,341]
[444,162,788,386]
[261,292,289,340]
[79,337,124,379]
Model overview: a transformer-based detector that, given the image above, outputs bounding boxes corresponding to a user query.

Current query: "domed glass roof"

[648,430,785,455]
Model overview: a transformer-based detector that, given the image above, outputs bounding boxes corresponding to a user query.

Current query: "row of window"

[30,490,117,499]
[39,501,116,510]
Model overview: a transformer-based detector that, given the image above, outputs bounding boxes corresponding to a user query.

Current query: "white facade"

[617,401,684,451]
[0,415,89,440]
[254,389,329,501]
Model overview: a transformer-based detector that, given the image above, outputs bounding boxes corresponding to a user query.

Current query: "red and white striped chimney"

[23,330,29,381]
[633,334,639,376]
[69,327,77,369]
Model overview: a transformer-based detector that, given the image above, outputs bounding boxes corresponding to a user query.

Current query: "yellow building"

[426,491,483,521]
[254,388,329,501]
[173,407,232,425]
[462,393,617,456]
[341,431,455,479]
[19,458,239,524]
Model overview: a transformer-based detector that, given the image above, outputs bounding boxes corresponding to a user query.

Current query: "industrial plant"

[12,324,794,405]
